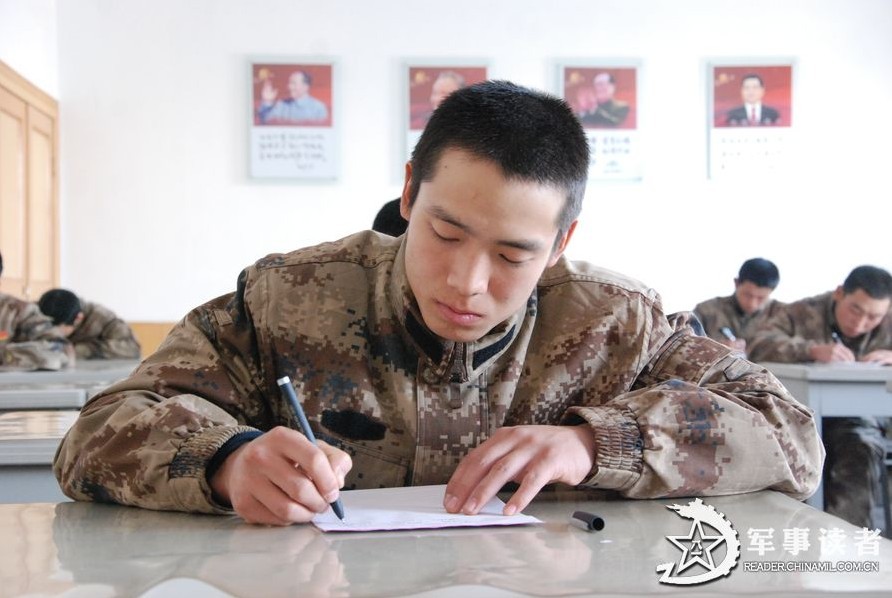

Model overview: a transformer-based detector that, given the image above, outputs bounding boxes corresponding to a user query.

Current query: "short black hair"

[409,80,589,239]
[38,289,82,325]
[372,198,407,237]
[0,250,3,278]
[738,258,780,289]
[741,74,765,88]
[842,265,892,300]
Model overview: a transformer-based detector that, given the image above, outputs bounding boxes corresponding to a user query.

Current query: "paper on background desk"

[312,484,542,532]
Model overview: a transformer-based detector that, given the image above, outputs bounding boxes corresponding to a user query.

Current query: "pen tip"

[276,376,291,386]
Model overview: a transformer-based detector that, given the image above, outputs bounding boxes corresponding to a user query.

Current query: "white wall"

[6,0,892,320]
[0,0,58,96]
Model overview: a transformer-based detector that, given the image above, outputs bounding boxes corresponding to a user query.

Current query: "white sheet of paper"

[312,484,542,532]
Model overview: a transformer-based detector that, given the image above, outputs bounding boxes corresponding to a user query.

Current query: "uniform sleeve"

[0,302,71,370]
[564,311,824,501]
[74,318,142,359]
[53,270,274,513]
[745,306,815,363]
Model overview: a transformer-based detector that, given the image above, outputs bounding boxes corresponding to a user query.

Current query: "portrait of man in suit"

[725,73,780,126]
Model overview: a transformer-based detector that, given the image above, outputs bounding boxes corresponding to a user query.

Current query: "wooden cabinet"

[0,60,58,301]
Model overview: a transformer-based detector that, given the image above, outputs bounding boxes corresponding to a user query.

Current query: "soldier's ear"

[547,220,577,268]
[400,163,413,220]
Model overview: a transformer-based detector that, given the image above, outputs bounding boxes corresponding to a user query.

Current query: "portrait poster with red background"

[249,60,337,179]
[559,63,642,181]
[708,62,794,179]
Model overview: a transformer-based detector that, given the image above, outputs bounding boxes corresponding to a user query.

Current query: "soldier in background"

[372,198,407,237]
[54,81,822,526]
[748,265,892,533]
[0,251,72,370]
[38,288,141,360]
[693,257,783,356]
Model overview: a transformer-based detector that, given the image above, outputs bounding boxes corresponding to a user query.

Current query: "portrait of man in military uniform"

[563,66,637,130]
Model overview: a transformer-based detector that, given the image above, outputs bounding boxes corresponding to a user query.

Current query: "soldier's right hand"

[809,342,855,363]
[209,426,351,526]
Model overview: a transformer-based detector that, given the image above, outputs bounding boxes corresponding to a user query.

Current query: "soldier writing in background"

[38,288,141,360]
[55,81,822,526]
[0,251,72,371]
[693,257,783,356]
[748,265,892,534]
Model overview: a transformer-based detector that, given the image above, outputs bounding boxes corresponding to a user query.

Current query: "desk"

[0,490,889,597]
[0,386,87,410]
[761,362,892,509]
[0,410,78,504]
[0,359,139,387]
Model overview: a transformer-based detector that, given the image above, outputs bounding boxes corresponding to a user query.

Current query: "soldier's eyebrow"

[428,205,544,253]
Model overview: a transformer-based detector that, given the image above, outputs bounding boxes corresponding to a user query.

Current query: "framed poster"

[558,62,642,181]
[708,61,794,179]
[249,59,338,180]
[404,63,488,160]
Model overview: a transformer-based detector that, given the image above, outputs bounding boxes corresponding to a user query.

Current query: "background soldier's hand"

[209,426,351,526]
[809,342,855,363]
[860,349,892,365]
[443,424,596,517]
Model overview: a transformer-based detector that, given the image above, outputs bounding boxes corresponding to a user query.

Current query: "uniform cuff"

[168,424,261,513]
[564,406,643,492]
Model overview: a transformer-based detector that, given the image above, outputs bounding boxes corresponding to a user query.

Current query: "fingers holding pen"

[210,427,351,526]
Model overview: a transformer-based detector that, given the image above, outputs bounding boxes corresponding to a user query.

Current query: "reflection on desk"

[1,490,889,597]
[0,410,78,504]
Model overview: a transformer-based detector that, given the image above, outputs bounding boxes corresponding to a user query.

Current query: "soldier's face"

[734,280,773,315]
[832,288,891,338]
[400,149,573,343]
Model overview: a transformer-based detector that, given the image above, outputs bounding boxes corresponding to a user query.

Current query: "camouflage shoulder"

[539,257,661,304]
[253,230,401,272]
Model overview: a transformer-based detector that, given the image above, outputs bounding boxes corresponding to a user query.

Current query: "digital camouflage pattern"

[693,295,784,345]
[54,232,824,514]
[0,292,71,371]
[69,299,141,360]
[747,291,892,363]
[746,290,892,533]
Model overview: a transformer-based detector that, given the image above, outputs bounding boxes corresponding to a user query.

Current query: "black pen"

[276,376,346,521]
[831,331,842,344]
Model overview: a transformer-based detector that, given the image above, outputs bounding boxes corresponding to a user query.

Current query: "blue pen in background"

[276,376,346,521]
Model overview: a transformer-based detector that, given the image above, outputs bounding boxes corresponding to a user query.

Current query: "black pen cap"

[571,510,605,531]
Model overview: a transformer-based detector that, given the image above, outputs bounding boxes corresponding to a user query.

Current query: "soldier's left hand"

[443,424,596,517]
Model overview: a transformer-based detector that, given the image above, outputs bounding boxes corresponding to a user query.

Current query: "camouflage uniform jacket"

[747,291,892,363]
[693,295,784,344]
[69,299,141,360]
[54,232,823,514]
[0,292,71,370]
